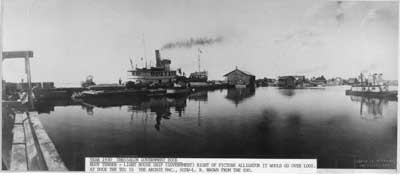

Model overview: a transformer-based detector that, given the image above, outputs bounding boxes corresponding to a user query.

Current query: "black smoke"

[161,36,224,50]
[335,1,344,26]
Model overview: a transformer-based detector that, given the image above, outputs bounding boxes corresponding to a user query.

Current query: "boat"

[234,84,247,88]
[126,50,177,85]
[189,71,208,82]
[188,71,209,88]
[87,84,125,91]
[147,88,167,97]
[166,87,192,97]
[166,83,192,97]
[345,85,397,100]
[188,49,209,88]
[345,73,397,100]
[72,89,155,99]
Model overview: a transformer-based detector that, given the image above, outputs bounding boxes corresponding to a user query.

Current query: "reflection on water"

[25,87,397,170]
[35,99,80,114]
[225,87,256,106]
[349,96,389,120]
[188,90,208,102]
[35,91,208,132]
[279,89,295,97]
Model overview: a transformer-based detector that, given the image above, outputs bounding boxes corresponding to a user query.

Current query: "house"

[311,75,327,86]
[256,78,277,87]
[327,77,344,86]
[278,75,305,88]
[346,78,359,85]
[223,67,256,87]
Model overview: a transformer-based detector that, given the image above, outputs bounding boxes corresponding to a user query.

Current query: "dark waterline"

[31,87,396,170]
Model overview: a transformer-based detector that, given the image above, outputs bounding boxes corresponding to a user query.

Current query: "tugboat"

[345,73,397,100]
[126,50,177,85]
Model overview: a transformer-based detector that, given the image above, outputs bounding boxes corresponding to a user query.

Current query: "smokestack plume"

[161,36,224,50]
[155,50,161,67]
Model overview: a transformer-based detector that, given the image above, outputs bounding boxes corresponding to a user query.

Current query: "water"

[33,86,397,170]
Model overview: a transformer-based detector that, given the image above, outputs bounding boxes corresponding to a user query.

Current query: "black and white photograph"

[1,0,398,173]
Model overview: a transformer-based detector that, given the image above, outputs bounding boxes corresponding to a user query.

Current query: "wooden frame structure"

[2,51,34,107]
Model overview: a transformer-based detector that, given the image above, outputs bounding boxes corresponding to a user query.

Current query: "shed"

[223,67,256,86]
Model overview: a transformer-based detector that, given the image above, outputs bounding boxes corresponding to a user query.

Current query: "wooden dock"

[9,112,67,171]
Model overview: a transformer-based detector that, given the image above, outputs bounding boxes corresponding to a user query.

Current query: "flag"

[198,48,202,53]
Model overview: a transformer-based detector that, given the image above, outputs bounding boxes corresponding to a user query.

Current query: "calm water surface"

[35,86,397,170]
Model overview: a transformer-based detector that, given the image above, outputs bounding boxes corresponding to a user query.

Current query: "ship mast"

[197,48,202,72]
[198,100,201,126]
[142,33,147,68]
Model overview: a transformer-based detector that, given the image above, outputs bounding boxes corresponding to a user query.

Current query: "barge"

[72,89,163,99]
[166,87,192,97]
[72,87,192,99]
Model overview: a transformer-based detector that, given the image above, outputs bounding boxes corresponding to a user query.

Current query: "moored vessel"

[345,73,397,100]
[345,85,397,99]
[127,50,177,85]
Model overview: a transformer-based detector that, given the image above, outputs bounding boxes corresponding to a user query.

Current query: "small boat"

[345,85,397,100]
[235,84,247,88]
[147,88,167,97]
[166,87,192,97]
[72,89,150,99]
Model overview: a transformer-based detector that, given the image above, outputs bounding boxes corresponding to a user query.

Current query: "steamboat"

[345,73,397,100]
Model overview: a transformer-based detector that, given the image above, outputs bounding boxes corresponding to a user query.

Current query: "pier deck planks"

[14,114,26,125]
[10,145,27,171]
[12,125,25,144]
[10,114,28,171]
[9,113,68,171]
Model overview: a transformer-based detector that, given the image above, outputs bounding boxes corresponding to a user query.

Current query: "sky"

[2,0,398,86]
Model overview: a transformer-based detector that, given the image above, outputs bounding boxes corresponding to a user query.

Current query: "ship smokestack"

[155,50,161,67]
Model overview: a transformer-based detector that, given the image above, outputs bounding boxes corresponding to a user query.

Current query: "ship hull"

[345,90,397,100]
[73,89,159,100]
[166,88,192,97]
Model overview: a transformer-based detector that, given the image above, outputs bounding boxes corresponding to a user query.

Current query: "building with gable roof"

[223,67,256,86]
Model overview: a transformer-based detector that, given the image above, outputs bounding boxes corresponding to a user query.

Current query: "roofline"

[223,69,255,77]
